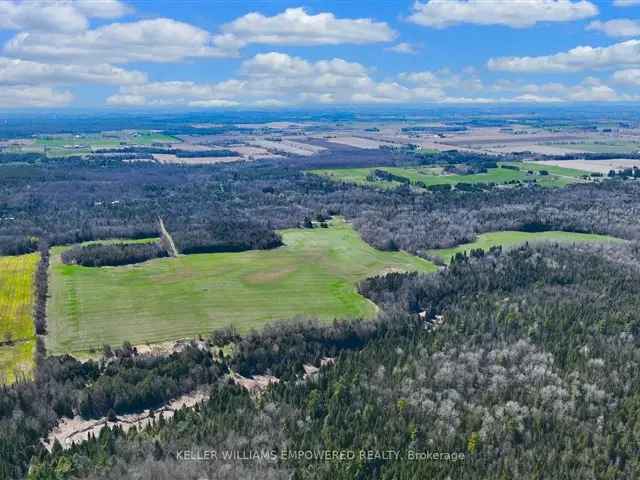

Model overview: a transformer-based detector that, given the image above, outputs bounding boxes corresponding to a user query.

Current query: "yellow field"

[0,253,39,383]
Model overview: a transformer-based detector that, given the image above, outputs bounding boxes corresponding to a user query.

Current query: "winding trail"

[158,217,178,257]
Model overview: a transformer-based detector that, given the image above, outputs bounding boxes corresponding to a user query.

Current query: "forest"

[2,153,640,258]
[10,243,639,479]
[61,242,168,267]
[2,149,640,478]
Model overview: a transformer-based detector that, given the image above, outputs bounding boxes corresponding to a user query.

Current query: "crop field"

[547,141,640,154]
[311,162,588,189]
[34,131,180,157]
[428,231,622,263]
[46,219,436,355]
[0,253,39,383]
[532,159,640,174]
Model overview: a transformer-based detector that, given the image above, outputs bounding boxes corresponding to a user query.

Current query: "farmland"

[0,253,39,383]
[545,141,640,154]
[46,218,435,355]
[428,230,622,263]
[310,162,589,190]
[32,131,178,157]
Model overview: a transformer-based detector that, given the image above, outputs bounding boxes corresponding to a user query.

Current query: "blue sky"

[0,0,639,109]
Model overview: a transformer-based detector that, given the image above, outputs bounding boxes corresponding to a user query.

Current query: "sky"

[1,0,640,109]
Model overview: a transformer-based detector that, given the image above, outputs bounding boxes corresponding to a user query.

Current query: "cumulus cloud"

[488,40,640,72]
[399,68,484,92]
[492,77,631,102]
[408,0,598,28]
[106,52,448,107]
[386,42,419,54]
[587,19,640,37]
[0,57,146,85]
[4,18,229,63]
[105,94,146,106]
[0,0,129,33]
[0,85,73,107]
[612,68,640,85]
[106,52,630,107]
[214,7,395,50]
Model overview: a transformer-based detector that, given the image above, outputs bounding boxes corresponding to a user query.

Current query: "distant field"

[547,141,640,154]
[0,253,39,383]
[35,131,180,157]
[533,159,640,174]
[311,162,588,190]
[428,231,622,263]
[47,219,435,354]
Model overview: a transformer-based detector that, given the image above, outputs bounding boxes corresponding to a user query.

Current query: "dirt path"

[44,389,209,450]
[158,217,178,257]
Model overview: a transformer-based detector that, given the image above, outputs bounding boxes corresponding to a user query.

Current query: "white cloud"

[511,94,565,103]
[491,77,631,102]
[587,19,640,37]
[103,52,637,108]
[188,99,240,108]
[0,0,129,33]
[0,85,73,108]
[612,68,640,85]
[409,0,598,28]
[107,52,446,107]
[243,52,368,78]
[0,57,145,85]
[614,0,640,6]
[105,94,146,106]
[4,18,229,63]
[488,40,640,72]
[399,68,484,92]
[215,7,395,51]
[386,42,419,54]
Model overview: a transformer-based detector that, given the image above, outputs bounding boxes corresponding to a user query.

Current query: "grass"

[35,131,180,158]
[0,253,39,383]
[428,230,622,264]
[549,141,640,154]
[0,341,35,384]
[46,218,436,355]
[310,162,589,190]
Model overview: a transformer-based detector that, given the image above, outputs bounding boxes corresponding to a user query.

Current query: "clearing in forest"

[0,253,39,383]
[310,162,589,190]
[46,218,436,355]
[428,231,622,264]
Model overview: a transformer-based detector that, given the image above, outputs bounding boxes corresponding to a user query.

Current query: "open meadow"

[46,219,436,354]
[428,231,622,263]
[0,253,39,383]
[310,162,588,190]
[34,131,179,157]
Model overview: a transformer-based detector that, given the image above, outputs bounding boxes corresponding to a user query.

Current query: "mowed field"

[0,253,39,383]
[34,131,179,157]
[310,162,588,190]
[546,141,640,154]
[428,231,622,263]
[46,219,436,355]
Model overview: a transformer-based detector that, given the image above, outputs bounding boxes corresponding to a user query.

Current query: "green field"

[46,218,436,354]
[428,230,622,263]
[311,162,588,190]
[549,141,640,154]
[0,253,39,383]
[35,131,180,158]
[0,341,35,384]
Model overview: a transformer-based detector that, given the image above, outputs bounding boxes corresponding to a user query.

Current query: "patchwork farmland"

[0,253,39,383]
